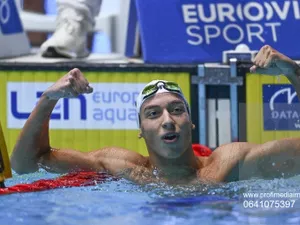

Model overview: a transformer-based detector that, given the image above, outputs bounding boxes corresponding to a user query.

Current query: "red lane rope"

[0,172,113,195]
[0,145,212,195]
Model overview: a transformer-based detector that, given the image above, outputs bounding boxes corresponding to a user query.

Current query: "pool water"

[2,171,300,225]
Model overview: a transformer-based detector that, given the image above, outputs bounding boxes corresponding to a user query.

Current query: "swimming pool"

[2,171,300,225]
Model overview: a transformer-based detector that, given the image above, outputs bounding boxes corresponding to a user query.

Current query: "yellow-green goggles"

[141,81,182,100]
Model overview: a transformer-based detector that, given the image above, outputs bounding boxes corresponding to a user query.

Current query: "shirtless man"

[10,45,300,184]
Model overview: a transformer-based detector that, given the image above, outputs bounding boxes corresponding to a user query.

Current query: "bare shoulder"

[38,146,148,175]
[88,146,149,175]
[214,142,259,157]
[89,146,148,163]
[204,142,259,163]
[198,142,259,182]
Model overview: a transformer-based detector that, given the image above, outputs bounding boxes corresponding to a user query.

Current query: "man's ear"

[192,124,195,130]
[138,130,143,139]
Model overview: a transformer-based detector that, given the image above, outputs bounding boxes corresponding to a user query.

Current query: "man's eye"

[173,107,184,113]
[147,111,157,117]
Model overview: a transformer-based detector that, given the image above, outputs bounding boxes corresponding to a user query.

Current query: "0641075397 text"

[241,191,300,209]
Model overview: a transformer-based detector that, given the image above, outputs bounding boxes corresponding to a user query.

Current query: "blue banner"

[135,0,300,63]
[0,0,23,34]
[263,84,300,130]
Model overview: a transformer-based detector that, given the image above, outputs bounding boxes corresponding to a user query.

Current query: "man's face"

[139,93,193,158]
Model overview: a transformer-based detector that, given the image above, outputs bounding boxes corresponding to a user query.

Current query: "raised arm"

[250,45,300,99]
[10,68,94,174]
[242,45,300,179]
[11,69,147,176]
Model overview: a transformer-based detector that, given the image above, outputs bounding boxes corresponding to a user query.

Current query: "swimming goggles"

[141,81,182,101]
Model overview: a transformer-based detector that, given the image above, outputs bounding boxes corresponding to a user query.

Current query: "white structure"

[207,99,232,148]
[18,0,130,54]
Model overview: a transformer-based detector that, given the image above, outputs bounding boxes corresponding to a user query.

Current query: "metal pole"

[230,58,238,142]
[198,65,206,145]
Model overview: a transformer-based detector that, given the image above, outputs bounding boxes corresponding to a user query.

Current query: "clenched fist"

[43,68,93,100]
[250,45,300,78]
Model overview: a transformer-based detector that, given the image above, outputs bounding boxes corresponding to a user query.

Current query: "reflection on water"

[2,171,300,225]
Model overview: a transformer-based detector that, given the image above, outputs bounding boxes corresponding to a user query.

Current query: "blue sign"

[263,84,300,130]
[0,0,23,34]
[135,0,300,63]
[7,82,141,129]
[10,91,87,120]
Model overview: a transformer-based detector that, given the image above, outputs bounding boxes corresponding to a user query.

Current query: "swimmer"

[10,45,300,184]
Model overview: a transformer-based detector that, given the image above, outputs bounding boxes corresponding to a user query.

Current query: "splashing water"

[2,171,300,225]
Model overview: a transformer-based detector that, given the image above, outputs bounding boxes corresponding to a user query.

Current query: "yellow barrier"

[0,71,190,157]
[0,120,12,180]
[246,73,300,143]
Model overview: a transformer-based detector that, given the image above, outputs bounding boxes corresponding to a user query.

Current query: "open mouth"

[162,133,179,143]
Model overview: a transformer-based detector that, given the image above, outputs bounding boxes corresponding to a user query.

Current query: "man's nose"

[162,111,175,130]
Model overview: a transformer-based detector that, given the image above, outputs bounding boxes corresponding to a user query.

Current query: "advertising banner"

[263,84,300,130]
[136,0,300,63]
[7,82,145,130]
[0,0,30,58]
[0,71,190,156]
[246,73,300,144]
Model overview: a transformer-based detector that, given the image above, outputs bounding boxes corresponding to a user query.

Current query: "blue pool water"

[2,171,300,225]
